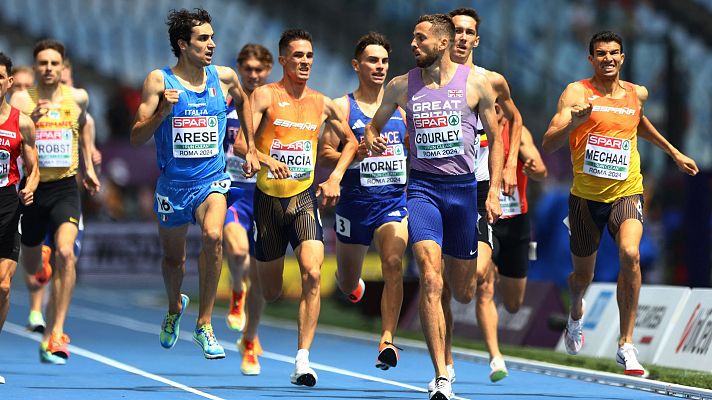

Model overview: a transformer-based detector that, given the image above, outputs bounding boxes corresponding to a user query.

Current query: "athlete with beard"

[130,8,259,360]
[365,14,503,400]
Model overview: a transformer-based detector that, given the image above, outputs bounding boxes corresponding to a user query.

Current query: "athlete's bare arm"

[18,113,38,205]
[488,70,522,196]
[518,126,547,182]
[634,85,698,176]
[316,96,358,206]
[73,87,100,195]
[469,70,503,224]
[130,69,174,146]
[542,82,589,154]
[250,85,290,179]
[364,74,408,154]
[318,95,352,169]
[217,65,259,177]
[8,90,34,117]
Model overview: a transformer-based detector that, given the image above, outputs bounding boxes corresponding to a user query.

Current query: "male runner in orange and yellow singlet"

[543,30,698,377]
[249,29,357,387]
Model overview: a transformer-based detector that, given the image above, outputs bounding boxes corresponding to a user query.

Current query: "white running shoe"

[290,360,318,387]
[429,376,452,400]
[0,375,5,384]
[564,299,585,355]
[489,356,508,382]
[428,365,455,393]
[616,343,649,377]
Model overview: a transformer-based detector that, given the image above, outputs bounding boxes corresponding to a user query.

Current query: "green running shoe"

[193,324,225,359]
[160,294,189,349]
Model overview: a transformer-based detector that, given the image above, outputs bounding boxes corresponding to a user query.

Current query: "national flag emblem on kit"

[208,88,216,97]
[448,89,463,98]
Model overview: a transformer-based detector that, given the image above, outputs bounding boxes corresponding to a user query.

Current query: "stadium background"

[1,0,711,334]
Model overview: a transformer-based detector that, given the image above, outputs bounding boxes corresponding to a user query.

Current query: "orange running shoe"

[240,338,261,375]
[226,286,246,332]
[375,341,402,370]
[348,278,366,303]
[238,335,263,356]
[34,245,53,285]
[47,332,70,359]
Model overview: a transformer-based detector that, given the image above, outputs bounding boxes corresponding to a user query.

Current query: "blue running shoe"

[160,294,189,349]
[193,324,225,359]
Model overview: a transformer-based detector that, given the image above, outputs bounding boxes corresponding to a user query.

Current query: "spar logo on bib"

[173,116,217,129]
[588,135,630,151]
[268,139,314,180]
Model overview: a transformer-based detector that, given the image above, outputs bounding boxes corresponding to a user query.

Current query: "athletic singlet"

[256,82,324,198]
[0,106,23,187]
[341,93,407,197]
[28,85,80,182]
[154,65,227,182]
[570,79,642,203]
[498,120,529,218]
[473,66,490,182]
[406,64,479,175]
[223,100,256,184]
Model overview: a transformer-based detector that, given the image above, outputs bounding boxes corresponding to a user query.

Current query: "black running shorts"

[20,176,81,247]
[0,185,20,261]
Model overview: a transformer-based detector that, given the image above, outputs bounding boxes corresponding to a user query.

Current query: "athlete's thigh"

[476,239,493,281]
[407,181,443,248]
[252,188,289,262]
[224,220,249,255]
[443,255,477,299]
[53,222,78,255]
[441,180,478,260]
[195,192,228,234]
[373,218,408,262]
[498,275,527,307]
[294,240,324,273]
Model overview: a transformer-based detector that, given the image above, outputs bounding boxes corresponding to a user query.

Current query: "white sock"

[296,349,310,363]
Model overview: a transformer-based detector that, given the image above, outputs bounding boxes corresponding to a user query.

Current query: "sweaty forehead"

[452,15,477,31]
[36,49,63,62]
[593,41,621,52]
[191,22,214,36]
[288,39,312,53]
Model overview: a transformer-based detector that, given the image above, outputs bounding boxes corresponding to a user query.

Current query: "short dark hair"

[353,32,391,60]
[237,43,273,66]
[278,29,312,56]
[449,8,481,34]
[0,52,12,75]
[33,39,65,60]
[166,8,212,58]
[589,31,623,55]
[416,14,455,42]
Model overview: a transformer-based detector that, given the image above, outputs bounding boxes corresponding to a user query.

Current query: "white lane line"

[64,304,470,400]
[3,322,226,400]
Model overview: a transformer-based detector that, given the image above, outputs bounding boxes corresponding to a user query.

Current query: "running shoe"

[489,356,508,382]
[27,310,46,333]
[34,245,53,285]
[238,335,263,356]
[427,366,456,393]
[226,284,247,332]
[160,294,189,349]
[290,359,318,387]
[616,343,649,377]
[429,376,452,400]
[47,332,70,359]
[39,340,66,365]
[193,324,225,359]
[375,341,402,370]
[240,338,261,375]
[348,278,365,303]
[0,375,4,384]
[564,299,585,355]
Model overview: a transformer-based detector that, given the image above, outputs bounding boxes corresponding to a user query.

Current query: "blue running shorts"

[335,193,407,246]
[154,174,231,227]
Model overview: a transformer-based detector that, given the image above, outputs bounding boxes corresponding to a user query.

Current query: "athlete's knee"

[381,254,404,281]
[202,227,223,249]
[301,265,321,290]
[163,253,186,270]
[452,285,475,304]
[476,278,495,304]
[420,269,444,300]
[619,245,640,267]
[0,273,12,301]
[261,285,282,302]
[569,269,594,288]
[55,244,76,267]
[503,296,523,314]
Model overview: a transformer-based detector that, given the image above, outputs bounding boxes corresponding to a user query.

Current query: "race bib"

[268,139,314,180]
[359,144,407,186]
[499,188,522,218]
[0,150,9,186]
[172,116,219,158]
[226,146,256,183]
[36,129,72,167]
[583,133,630,180]
[413,113,464,159]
